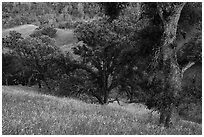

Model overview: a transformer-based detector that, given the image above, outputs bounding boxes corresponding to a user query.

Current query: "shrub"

[58,20,80,29]
[58,21,73,29]
[30,26,57,38]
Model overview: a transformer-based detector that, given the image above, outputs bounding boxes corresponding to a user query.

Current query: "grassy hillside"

[2,24,38,38]
[2,86,202,135]
[2,24,77,47]
[55,28,77,46]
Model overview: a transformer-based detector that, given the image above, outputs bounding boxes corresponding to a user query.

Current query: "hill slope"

[2,86,202,135]
[55,28,77,46]
[2,24,77,47]
[2,24,39,38]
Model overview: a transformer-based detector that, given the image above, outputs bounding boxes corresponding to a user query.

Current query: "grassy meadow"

[2,86,202,135]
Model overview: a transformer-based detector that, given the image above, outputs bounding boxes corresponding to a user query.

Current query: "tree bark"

[43,79,50,90]
[40,74,51,90]
[156,2,186,127]
[38,80,42,88]
[6,78,8,86]
[103,73,109,104]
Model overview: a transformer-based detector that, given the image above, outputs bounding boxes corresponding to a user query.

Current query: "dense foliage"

[2,30,60,89]
[73,15,150,104]
[2,2,102,29]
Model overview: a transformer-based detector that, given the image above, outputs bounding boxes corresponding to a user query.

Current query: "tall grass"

[2,86,202,135]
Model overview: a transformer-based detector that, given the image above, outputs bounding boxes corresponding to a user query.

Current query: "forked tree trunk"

[89,88,104,104]
[156,2,186,127]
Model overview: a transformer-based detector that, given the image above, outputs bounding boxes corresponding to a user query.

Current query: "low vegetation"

[2,86,202,135]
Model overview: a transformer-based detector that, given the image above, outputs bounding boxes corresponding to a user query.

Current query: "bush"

[30,26,57,38]
[58,21,73,29]
[41,27,57,38]
[58,20,80,29]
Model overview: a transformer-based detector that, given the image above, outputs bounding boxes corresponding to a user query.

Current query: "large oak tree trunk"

[156,2,186,127]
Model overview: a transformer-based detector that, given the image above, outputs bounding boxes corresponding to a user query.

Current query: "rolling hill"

[2,24,79,58]
[2,86,202,135]
[2,24,39,38]
[2,24,77,47]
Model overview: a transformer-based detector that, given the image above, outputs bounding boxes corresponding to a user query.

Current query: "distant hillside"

[55,28,77,46]
[2,86,202,135]
[2,24,77,47]
[2,24,38,38]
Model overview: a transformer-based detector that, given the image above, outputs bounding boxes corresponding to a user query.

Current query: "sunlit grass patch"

[2,86,202,135]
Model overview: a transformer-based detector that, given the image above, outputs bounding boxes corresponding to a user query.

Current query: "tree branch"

[181,62,195,75]
[74,63,101,81]
[156,3,165,24]
[89,89,104,104]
